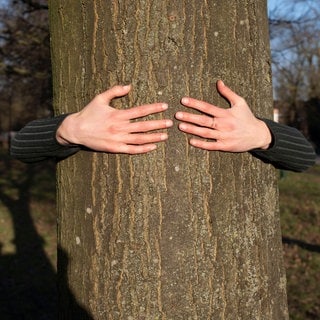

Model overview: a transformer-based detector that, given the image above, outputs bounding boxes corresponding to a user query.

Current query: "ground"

[0,151,319,319]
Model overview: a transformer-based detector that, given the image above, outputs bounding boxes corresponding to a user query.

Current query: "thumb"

[98,84,132,104]
[216,80,242,107]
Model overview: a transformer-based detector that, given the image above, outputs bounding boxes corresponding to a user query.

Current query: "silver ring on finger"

[210,117,216,129]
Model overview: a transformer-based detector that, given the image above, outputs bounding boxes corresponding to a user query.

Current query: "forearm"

[10,114,80,163]
[251,119,316,172]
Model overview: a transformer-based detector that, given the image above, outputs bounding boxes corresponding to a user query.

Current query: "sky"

[268,0,278,12]
[268,0,319,19]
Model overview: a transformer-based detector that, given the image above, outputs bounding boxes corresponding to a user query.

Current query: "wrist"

[56,113,80,146]
[257,119,272,150]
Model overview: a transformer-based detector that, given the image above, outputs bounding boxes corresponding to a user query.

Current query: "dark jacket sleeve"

[251,119,316,172]
[10,114,80,163]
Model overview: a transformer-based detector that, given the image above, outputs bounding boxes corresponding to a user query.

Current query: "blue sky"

[268,0,277,12]
[268,0,319,19]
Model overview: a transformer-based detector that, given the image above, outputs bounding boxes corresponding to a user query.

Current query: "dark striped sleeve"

[10,114,80,163]
[251,119,316,172]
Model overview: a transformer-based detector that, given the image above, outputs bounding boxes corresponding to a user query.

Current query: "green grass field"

[0,152,319,319]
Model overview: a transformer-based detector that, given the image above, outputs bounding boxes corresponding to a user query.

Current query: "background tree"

[0,0,51,133]
[269,0,320,152]
[0,2,59,319]
[49,1,288,319]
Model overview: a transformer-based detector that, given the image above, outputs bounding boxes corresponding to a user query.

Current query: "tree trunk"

[49,1,288,319]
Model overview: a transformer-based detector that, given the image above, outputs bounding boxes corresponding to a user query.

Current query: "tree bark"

[49,1,288,319]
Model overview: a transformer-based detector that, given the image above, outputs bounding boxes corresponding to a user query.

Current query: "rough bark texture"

[49,1,288,319]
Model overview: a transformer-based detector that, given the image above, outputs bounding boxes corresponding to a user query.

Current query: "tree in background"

[49,1,288,318]
[269,0,320,152]
[0,0,51,133]
[0,4,58,319]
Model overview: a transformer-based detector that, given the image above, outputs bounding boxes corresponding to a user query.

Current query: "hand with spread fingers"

[56,85,173,154]
[175,80,272,152]
[11,80,316,170]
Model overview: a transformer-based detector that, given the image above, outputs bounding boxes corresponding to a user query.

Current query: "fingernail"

[179,123,186,130]
[166,120,173,127]
[176,112,183,119]
[161,133,168,140]
[190,138,198,146]
[162,103,168,110]
[123,84,131,90]
[181,97,189,104]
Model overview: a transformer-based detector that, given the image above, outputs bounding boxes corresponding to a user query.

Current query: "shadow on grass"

[0,154,93,319]
[282,236,320,254]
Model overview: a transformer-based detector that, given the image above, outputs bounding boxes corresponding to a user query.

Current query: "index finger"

[180,96,227,118]
[122,103,169,120]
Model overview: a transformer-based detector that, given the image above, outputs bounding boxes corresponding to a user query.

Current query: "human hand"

[56,85,173,154]
[175,80,272,152]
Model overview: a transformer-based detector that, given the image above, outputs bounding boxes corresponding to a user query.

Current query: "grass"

[0,150,319,319]
[279,165,320,319]
[0,154,57,319]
